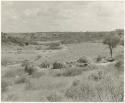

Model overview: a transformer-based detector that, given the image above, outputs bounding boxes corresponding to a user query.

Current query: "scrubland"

[1,35,124,102]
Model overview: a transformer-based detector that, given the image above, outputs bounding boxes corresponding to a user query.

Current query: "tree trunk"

[109,45,113,58]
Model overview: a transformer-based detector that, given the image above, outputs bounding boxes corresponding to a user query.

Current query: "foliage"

[103,34,120,57]
[77,56,90,64]
[21,60,36,75]
[39,61,50,68]
[52,61,65,69]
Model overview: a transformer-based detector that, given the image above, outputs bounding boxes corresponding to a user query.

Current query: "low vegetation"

[52,61,65,69]
[1,30,124,102]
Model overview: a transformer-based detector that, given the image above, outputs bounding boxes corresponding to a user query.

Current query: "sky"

[1,1,124,32]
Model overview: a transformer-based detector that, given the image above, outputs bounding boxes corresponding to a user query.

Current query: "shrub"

[52,61,65,69]
[77,56,90,64]
[39,61,50,68]
[21,60,36,75]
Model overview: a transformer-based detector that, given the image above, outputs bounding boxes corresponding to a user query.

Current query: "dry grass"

[65,65,124,102]
[1,42,123,102]
[1,79,10,92]
[47,93,63,102]
[53,68,84,77]
[2,67,25,78]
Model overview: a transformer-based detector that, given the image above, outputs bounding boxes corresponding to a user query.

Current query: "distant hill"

[1,29,124,46]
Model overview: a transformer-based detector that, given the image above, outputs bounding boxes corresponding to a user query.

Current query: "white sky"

[1,1,124,32]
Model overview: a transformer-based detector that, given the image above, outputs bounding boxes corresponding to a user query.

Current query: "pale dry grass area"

[1,42,124,102]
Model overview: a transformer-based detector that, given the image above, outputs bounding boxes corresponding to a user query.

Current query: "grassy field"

[1,42,124,102]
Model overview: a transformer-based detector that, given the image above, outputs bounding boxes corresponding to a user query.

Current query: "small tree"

[103,34,120,58]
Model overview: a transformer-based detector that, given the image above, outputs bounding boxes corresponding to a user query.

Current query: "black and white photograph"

[1,1,124,102]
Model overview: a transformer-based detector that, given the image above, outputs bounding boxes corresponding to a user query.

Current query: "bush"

[77,56,90,64]
[52,61,65,69]
[39,61,50,68]
[21,60,36,75]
